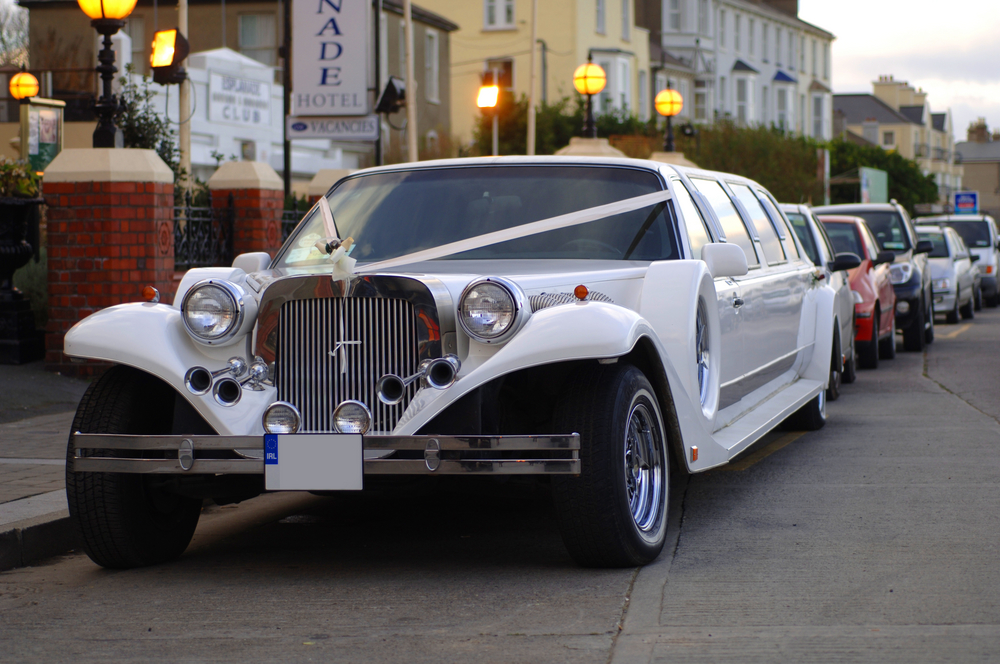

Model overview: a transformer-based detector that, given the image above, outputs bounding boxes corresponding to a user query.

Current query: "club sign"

[292,0,370,116]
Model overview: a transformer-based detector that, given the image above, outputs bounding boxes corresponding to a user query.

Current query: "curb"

[0,492,79,572]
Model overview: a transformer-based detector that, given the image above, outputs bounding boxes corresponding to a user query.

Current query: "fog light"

[897,301,910,314]
[333,400,372,434]
[263,401,301,434]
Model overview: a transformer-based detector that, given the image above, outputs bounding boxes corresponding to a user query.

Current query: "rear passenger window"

[755,190,799,259]
[785,211,820,265]
[671,179,712,260]
[691,178,759,268]
[730,184,785,265]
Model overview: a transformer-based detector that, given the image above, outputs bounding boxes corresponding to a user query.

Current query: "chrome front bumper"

[70,433,581,476]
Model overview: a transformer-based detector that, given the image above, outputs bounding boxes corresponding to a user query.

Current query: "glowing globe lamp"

[9,71,39,101]
[655,89,684,117]
[572,63,606,96]
[77,0,138,20]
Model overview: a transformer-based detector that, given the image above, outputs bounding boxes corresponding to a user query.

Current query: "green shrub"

[12,247,47,330]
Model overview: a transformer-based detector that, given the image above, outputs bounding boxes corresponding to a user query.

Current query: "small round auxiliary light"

[574,284,589,300]
[896,300,910,315]
[332,400,372,434]
[142,285,160,303]
[262,401,301,434]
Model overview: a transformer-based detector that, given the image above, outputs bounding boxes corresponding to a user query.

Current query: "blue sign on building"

[954,191,979,215]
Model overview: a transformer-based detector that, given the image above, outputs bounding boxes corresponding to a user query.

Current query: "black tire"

[551,364,670,568]
[787,390,827,431]
[961,292,975,320]
[946,297,960,324]
[974,285,983,311]
[903,301,926,352]
[842,336,857,384]
[988,293,999,308]
[879,310,897,360]
[925,298,935,344]
[826,327,842,401]
[858,308,880,369]
[66,366,202,569]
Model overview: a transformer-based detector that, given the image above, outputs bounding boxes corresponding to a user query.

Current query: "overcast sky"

[799,0,1000,143]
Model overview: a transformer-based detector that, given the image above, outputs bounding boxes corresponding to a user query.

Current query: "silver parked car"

[918,214,998,308]
[917,225,978,323]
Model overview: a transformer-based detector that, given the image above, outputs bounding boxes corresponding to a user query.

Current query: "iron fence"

[174,191,235,271]
[282,198,309,243]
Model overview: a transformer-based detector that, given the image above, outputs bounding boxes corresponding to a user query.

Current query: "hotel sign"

[292,0,370,116]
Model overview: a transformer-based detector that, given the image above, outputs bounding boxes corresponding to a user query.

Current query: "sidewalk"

[0,361,90,571]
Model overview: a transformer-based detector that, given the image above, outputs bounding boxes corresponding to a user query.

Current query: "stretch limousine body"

[64,157,856,569]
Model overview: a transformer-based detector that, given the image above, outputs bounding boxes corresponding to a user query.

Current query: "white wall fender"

[63,303,272,436]
[797,284,837,386]
[393,301,677,435]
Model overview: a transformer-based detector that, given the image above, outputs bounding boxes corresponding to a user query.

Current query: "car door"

[810,211,854,359]
[952,232,974,304]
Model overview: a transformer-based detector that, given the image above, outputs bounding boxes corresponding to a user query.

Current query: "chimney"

[968,118,990,143]
[759,0,798,17]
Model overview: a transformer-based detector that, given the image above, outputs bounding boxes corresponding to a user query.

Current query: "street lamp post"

[477,72,500,156]
[655,88,683,152]
[573,58,606,139]
[77,0,138,148]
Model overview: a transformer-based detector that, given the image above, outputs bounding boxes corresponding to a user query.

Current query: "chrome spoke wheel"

[696,302,710,405]
[623,402,664,533]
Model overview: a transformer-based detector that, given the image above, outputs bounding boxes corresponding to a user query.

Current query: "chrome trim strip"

[73,458,261,474]
[71,458,581,476]
[720,343,814,390]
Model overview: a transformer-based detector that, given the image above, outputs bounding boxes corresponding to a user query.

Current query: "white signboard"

[287,115,380,141]
[209,72,272,127]
[292,0,370,116]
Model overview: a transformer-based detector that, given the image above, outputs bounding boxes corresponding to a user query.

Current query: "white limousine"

[63,156,858,569]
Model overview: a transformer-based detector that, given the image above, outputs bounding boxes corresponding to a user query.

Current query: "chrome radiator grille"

[277,297,420,434]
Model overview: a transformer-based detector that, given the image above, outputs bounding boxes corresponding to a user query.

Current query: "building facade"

[642,0,834,139]
[835,76,963,204]
[955,119,1000,220]
[417,0,651,147]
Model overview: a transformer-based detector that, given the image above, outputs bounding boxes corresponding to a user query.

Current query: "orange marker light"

[691,446,699,462]
[574,285,589,300]
[142,285,160,303]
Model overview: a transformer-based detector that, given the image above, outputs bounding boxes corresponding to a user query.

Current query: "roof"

[833,94,914,125]
[773,70,797,83]
[899,105,925,124]
[932,113,947,132]
[954,141,1000,162]
[722,0,835,39]
[809,79,831,93]
[732,59,759,74]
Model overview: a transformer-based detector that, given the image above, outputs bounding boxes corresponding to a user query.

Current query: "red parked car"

[819,215,898,369]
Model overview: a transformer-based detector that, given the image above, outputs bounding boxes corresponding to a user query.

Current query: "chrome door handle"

[733,297,745,308]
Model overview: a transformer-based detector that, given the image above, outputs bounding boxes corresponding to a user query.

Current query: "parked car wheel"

[552,364,669,568]
[842,335,857,384]
[925,300,935,343]
[788,389,827,431]
[859,308,880,369]
[66,366,202,569]
[961,294,975,320]
[826,327,842,401]
[974,285,983,311]
[947,297,961,324]
[879,312,897,360]
[903,302,927,352]
[988,293,1000,308]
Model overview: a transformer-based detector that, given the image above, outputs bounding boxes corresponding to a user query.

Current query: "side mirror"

[873,250,896,266]
[702,242,749,278]
[232,252,272,273]
[915,240,934,254]
[829,252,862,272]
[970,254,981,262]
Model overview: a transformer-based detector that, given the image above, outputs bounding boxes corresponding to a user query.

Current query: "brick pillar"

[43,149,174,375]
[207,161,284,257]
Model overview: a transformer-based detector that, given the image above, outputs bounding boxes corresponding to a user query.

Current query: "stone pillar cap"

[207,161,283,191]
[308,169,356,197]
[648,151,700,168]
[554,137,627,157]
[43,148,173,183]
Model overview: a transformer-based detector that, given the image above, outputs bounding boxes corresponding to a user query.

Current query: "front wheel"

[961,292,975,320]
[903,302,926,352]
[552,364,670,568]
[787,390,827,431]
[974,285,983,311]
[66,366,202,569]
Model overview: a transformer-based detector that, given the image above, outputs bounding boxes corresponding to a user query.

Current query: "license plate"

[264,434,363,491]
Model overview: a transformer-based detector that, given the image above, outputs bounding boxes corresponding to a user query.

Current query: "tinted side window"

[785,211,820,265]
[671,179,712,260]
[692,178,759,267]
[823,222,863,256]
[730,183,785,264]
[861,224,880,260]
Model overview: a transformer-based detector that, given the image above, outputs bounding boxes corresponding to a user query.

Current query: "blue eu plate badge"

[263,434,363,491]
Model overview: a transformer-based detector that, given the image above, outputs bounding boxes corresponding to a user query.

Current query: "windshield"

[939,221,992,248]
[784,212,820,264]
[918,231,949,258]
[823,222,863,257]
[852,211,912,252]
[276,165,678,266]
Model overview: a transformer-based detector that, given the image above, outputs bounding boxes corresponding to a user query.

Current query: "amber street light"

[78,0,139,148]
[655,88,684,152]
[9,70,40,103]
[573,58,606,138]
[477,71,500,156]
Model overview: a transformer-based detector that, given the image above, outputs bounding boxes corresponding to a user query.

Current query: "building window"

[622,0,630,40]
[239,14,277,66]
[762,85,769,123]
[799,35,805,71]
[811,39,817,76]
[734,14,741,52]
[639,70,647,120]
[719,10,726,48]
[618,60,630,109]
[694,80,707,121]
[762,24,769,62]
[719,75,727,114]
[776,87,788,129]
[597,0,606,34]
[123,17,145,74]
[812,94,823,138]
[799,93,805,133]
[789,32,794,71]
[597,58,613,112]
[485,58,513,89]
[883,131,895,147]
[735,77,748,125]
[425,29,439,103]
[775,29,782,66]
[698,0,709,35]
[678,78,689,118]
[398,24,406,77]
[668,0,680,32]
[823,42,829,79]
[748,19,755,58]
[485,0,514,30]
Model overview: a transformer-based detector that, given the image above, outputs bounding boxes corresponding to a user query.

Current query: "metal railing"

[173,191,235,271]
[282,198,309,243]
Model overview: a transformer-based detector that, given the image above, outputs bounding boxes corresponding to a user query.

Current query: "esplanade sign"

[292,0,370,116]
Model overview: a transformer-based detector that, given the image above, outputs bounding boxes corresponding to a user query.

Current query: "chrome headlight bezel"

[458,276,527,344]
[181,279,246,345]
[889,262,914,285]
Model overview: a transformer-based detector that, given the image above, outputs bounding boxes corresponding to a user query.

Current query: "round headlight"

[459,278,524,343]
[333,400,372,434]
[182,280,244,344]
[263,401,301,434]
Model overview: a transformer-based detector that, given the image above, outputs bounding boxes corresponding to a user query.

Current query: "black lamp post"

[573,57,606,139]
[77,0,138,147]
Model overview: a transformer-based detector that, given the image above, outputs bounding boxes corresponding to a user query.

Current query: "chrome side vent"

[529,291,614,313]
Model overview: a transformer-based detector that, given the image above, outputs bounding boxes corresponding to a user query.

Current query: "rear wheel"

[879,310,897,360]
[974,285,983,311]
[552,364,670,568]
[903,301,926,352]
[826,327,842,401]
[947,297,960,324]
[787,389,827,431]
[961,292,975,320]
[988,293,999,308]
[66,366,202,569]
[842,335,857,384]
